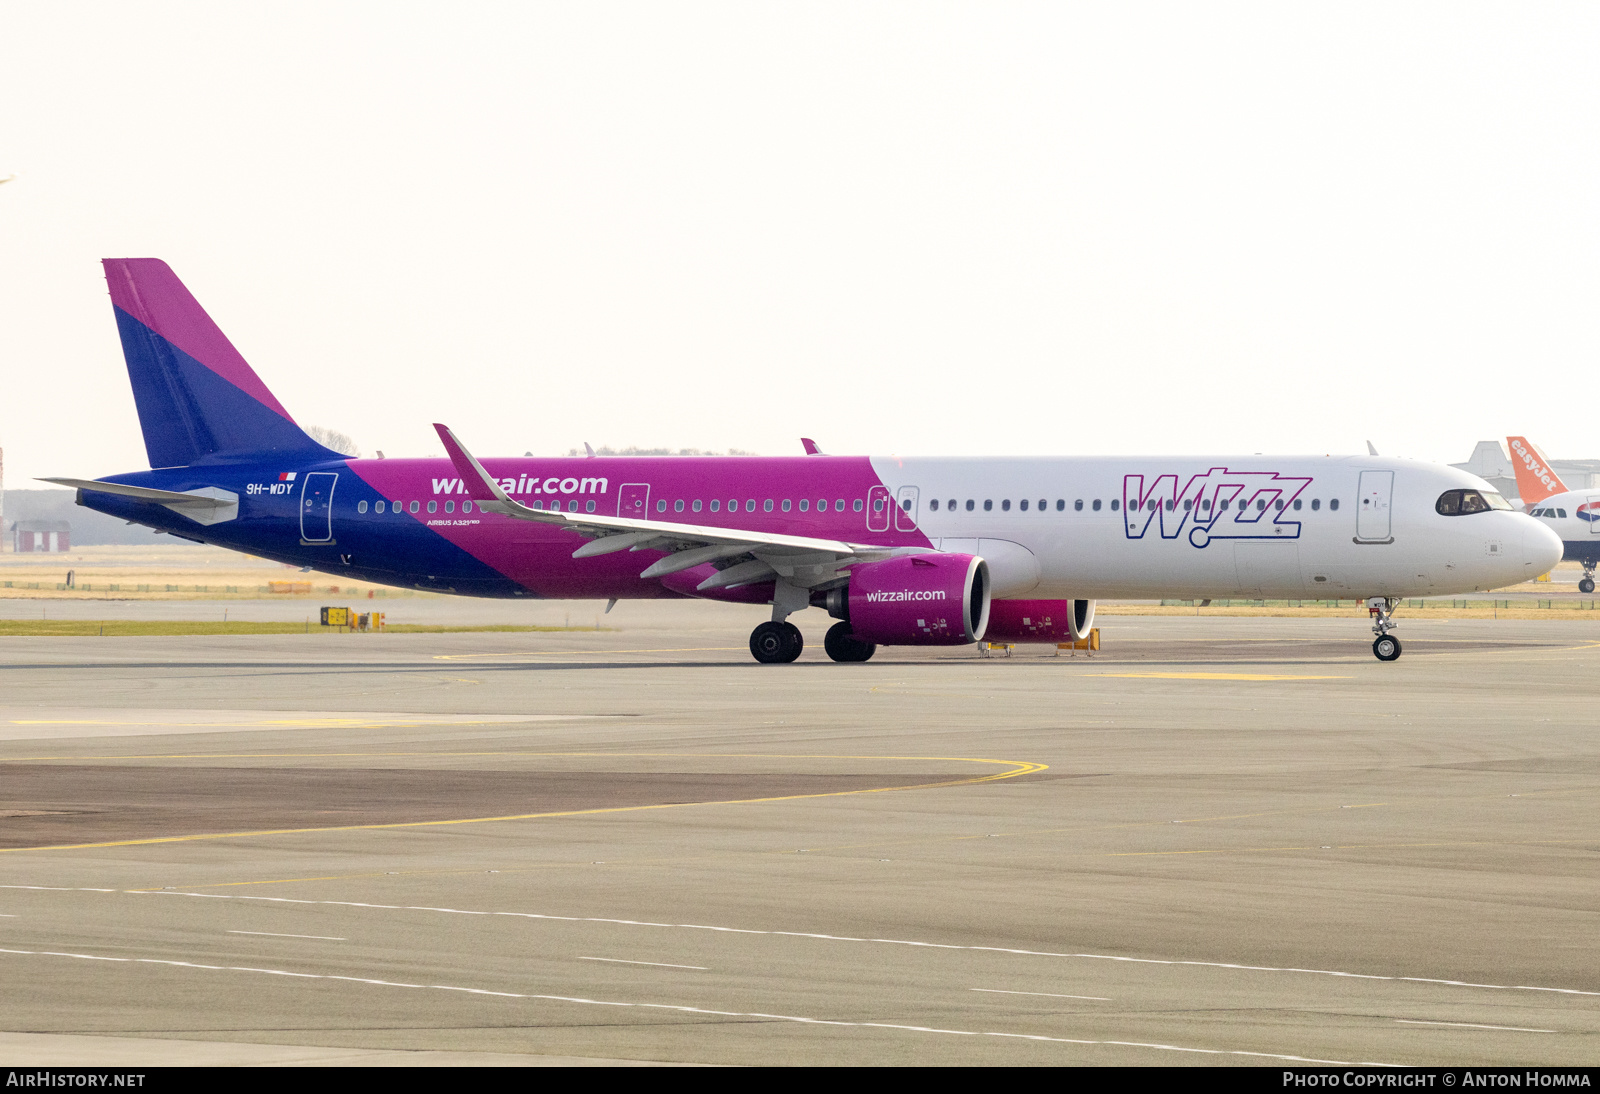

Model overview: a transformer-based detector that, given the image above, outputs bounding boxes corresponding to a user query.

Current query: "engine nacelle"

[984,599,1097,643]
[828,553,991,646]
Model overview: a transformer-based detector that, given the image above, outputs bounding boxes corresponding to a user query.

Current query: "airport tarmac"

[1,605,1597,1066]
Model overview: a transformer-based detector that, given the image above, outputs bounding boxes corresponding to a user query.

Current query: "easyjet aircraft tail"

[1505,436,1568,507]
[103,258,339,468]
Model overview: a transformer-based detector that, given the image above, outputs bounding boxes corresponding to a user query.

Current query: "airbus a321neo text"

[47,260,1563,663]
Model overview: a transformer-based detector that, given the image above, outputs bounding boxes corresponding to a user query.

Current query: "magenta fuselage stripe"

[345,455,927,593]
[103,259,295,422]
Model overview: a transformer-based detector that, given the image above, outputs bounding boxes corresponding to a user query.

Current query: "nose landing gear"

[1368,597,1401,661]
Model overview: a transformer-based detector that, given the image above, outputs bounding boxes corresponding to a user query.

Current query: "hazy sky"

[2,3,1597,485]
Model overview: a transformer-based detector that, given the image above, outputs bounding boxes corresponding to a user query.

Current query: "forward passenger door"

[1355,471,1394,544]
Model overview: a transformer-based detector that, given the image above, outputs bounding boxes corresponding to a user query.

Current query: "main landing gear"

[749,621,803,664]
[1580,562,1596,595]
[823,622,876,663]
[1368,596,1401,662]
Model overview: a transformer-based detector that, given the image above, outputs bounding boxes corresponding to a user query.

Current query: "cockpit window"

[1436,489,1513,516]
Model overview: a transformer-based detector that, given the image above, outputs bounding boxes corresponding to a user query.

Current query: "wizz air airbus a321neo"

[47,260,1563,662]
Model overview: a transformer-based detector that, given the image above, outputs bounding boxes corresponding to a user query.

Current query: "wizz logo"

[1123,469,1312,547]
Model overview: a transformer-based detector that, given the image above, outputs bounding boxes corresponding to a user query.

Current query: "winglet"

[801,437,823,455]
[1506,436,1567,503]
[433,423,511,504]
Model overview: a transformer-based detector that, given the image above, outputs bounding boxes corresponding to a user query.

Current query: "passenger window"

[984,500,993,511]
[531,500,544,510]
[1164,500,1174,511]
[1292,499,1301,511]
[1019,499,1028,511]
[1074,500,1083,511]
[1111,500,1120,511]
[1256,499,1266,511]
[1202,499,1211,511]
[782,499,792,512]
[1274,499,1283,511]
[463,501,473,513]
[746,500,756,513]
[427,501,437,514]
[929,499,939,512]
[1330,499,1340,511]
[393,500,403,514]
[835,499,845,512]
[731,498,740,511]
[693,499,702,513]
[445,501,454,513]
[947,498,956,510]
[1093,499,1102,511]
[765,499,775,512]
[799,499,809,512]
[1183,499,1192,511]
[674,499,685,513]
[965,499,975,511]
[900,498,911,511]
[585,500,596,513]
[1039,499,1047,512]
[873,498,884,513]
[1311,499,1320,511]
[1001,500,1010,511]
[710,500,720,513]
[358,500,369,514]
[657,500,667,513]
[853,499,863,512]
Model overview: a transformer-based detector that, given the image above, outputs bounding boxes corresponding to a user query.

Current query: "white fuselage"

[1525,489,1600,564]
[871,455,1561,600]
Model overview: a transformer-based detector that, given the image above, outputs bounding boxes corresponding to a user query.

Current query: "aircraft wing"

[434,424,899,592]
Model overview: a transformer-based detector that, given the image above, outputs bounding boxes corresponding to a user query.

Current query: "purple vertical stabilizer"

[102,259,337,468]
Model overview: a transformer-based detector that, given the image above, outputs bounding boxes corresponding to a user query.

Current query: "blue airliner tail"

[104,258,339,468]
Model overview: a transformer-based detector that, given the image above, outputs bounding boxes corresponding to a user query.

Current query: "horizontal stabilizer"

[39,478,240,527]
[39,477,229,507]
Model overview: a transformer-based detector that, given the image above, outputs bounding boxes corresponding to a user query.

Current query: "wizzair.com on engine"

[48,259,1562,663]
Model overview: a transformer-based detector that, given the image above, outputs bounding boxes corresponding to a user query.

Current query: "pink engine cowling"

[839,553,991,645]
[984,599,1097,643]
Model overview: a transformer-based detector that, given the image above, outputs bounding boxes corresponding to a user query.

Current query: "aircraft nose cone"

[1523,517,1563,578]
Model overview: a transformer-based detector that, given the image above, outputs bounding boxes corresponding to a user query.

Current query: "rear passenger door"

[300,473,337,543]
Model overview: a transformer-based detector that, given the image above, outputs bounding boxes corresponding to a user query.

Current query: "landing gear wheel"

[824,622,876,663]
[1373,635,1402,662]
[1580,578,1595,594]
[750,621,802,664]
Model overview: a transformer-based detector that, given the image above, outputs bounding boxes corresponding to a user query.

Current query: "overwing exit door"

[867,485,893,533]
[619,483,650,519]
[895,486,919,532]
